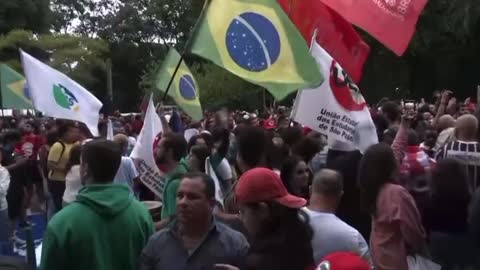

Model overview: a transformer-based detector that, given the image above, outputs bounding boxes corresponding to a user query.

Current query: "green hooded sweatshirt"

[161,158,189,219]
[40,184,155,270]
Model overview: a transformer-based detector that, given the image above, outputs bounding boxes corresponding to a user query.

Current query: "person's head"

[80,139,122,185]
[45,130,59,147]
[407,129,419,146]
[236,126,268,173]
[236,168,307,235]
[3,130,22,147]
[177,172,216,226]
[21,121,34,134]
[430,158,471,203]
[310,169,344,210]
[187,135,207,152]
[292,137,321,163]
[57,121,79,143]
[381,101,401,125]
[437,114,455,132]
[235,168,314,269]
[280,156,311,199]
[279,126,303,147]
[424,129,438,148]
[318,252,372,270]
[156,132,188,164]
[422,111,433,125]
[187,145,210,173]
[78,123,93,140]
[358,143,397,215]
[113,134,129,155]
[455,114,478,141]
[66,144,82,172]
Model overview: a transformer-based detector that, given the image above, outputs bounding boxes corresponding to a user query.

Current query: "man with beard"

[156,133,189,229]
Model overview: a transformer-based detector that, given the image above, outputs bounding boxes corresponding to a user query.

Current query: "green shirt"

[161,158,189,219]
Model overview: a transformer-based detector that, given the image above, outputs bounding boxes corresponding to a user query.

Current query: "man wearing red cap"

[317,252,372,270]
[224,168,316,270]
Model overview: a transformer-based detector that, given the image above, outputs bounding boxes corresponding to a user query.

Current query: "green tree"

[50,0,203,111]
[193,63,264,111]
[0,0,51,34]
[0,30,109,97]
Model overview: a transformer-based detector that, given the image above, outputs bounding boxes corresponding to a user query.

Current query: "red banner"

[320,0,428,56]
[278,0,370,83]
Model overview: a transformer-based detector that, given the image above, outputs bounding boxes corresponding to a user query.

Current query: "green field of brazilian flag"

[0,64,33,109]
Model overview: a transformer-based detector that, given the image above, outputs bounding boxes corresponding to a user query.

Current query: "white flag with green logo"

[20,50,102,136]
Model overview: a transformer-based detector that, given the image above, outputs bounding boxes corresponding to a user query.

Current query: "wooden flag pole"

[161,0,211,102]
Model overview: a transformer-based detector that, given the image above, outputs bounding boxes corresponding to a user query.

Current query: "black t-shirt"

[2,144,28,185]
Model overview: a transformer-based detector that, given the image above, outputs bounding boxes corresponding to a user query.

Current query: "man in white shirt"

[304,169,372,265]
[113,134,139,192]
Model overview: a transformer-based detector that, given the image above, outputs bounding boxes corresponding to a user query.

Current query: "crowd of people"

[1,89,480,270]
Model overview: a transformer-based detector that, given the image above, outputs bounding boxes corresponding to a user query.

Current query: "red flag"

[278,0,370,83]
[320,0,428,56]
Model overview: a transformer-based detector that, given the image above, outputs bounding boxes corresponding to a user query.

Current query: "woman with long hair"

[358,143,426,270]
[187,145,210,173]
[280,155,311,200]
[62,144,82,206]
[216,168,315,270]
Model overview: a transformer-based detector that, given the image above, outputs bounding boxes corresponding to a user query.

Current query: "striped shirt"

[435,140,480,193]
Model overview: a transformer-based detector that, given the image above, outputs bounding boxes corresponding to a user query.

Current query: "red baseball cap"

[317,252,371,270]
[235,168,306,208]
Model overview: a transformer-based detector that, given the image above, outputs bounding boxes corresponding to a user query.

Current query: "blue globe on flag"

[179,75,197,100]
[226,12,281,72]
[23,84,31,101]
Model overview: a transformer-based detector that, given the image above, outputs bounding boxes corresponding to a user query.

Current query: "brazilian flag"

[189,0,323,100]
[156,49,203,122]
[0,64,33,109]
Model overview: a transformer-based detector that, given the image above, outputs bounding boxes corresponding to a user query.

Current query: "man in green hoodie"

[40,139,155,270]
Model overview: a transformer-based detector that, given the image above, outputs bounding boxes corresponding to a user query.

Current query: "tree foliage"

[0,0,51,35]
[0,30,109,97]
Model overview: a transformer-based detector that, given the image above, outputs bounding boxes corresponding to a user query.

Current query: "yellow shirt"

[48,142,77,181]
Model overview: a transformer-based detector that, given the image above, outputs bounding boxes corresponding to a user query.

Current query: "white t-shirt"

[216,158,233,180]
[0,167,11,211]
[63,165,82,204]
[114,156,138,191]
[303,207,372,264]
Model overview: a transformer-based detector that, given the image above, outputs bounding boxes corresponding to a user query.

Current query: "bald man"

[436,114,480,193]
[304,169,372,265]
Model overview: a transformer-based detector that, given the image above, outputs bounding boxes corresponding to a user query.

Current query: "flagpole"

[0,67,4,119]
[161,0,211,102]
